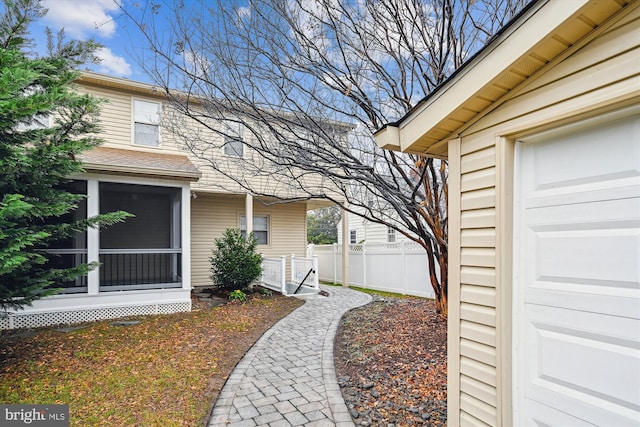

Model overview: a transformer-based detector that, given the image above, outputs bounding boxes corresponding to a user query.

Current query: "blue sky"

[33,0,155,83]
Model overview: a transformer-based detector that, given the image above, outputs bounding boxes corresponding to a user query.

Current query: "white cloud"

[236,6,251,22]
[95,47,131,77]
[42,0,120,39]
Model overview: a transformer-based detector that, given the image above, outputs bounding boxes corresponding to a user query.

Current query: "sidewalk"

[207,285,372,427]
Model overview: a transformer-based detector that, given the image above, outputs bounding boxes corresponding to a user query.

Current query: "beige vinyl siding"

[448,6,639,426]
[190,193,308,287]
[78,79,346,204]
[78,84,132,147]
[78,83,184,154]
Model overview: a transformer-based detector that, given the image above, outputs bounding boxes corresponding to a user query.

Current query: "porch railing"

[291,255,319,292]
[43,249,88,293]
[99,249,182,291]
[261,256,287,295]
[261,255,319,296]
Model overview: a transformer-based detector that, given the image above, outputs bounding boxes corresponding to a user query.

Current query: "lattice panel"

[2,302,191,330]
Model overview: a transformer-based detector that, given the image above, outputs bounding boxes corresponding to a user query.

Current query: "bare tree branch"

[120,0,527,316]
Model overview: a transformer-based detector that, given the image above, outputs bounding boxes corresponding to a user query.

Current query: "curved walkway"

[207,286,372,427]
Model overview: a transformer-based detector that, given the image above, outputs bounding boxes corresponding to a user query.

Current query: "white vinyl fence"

[308,242,437,299]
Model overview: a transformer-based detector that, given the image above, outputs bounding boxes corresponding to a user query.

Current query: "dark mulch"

[334,296,447,426]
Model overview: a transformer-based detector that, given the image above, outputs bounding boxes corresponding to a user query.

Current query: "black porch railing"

[99,249,182,291]
[43,249,88,293]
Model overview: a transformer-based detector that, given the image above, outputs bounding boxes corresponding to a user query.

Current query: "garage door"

[514,110,640,426]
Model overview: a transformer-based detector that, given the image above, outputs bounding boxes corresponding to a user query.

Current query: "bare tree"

[121,0,527,316]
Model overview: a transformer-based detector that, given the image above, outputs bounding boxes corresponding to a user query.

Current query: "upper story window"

[222,120,244,157]
[240,215,269,245]
[134,99,161,147]
[387,227,396,243]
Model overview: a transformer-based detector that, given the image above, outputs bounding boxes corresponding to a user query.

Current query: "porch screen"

[99,183,181,290]
[43,180,88,293]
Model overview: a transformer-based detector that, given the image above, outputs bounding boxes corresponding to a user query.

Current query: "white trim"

[79,172,188,188]
[86,179,100,295]
[181,181,191,290]
[245,193,253,235]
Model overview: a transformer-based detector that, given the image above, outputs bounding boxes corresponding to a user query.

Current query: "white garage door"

[514,110,640,426]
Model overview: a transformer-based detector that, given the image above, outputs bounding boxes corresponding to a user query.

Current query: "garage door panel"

[523,318,640,426]
[523,115,640,195]
[523,399,599,427]
[524,286,640,318]
[530,228,640,286]
[525,195,640,225]
[525,182,640,209]
[525,305,640,408]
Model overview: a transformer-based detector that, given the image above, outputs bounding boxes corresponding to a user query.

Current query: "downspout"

[245,193,253,235]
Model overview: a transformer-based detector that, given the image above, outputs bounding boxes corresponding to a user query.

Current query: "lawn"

[0,294,303,426]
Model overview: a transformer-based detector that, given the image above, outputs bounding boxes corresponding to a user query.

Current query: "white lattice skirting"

[1,301,191,330]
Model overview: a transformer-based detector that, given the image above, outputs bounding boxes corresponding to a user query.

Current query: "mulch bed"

[334,296,447,426]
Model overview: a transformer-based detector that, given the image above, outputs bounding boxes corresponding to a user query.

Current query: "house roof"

[80,147,202,181]
[373,0,634,157]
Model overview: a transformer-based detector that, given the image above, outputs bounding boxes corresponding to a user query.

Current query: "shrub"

[210,228,262,292]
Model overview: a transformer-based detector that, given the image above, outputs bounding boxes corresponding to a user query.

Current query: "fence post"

[402,241,408,295]
[281,255,287,296]
[313,255,319,290]
[333,243,337,284]
[362,242,367,289]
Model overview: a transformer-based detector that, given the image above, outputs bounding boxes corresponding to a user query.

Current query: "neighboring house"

[337,210,413,244]
[375,1,639,426]
[1,72,337,330]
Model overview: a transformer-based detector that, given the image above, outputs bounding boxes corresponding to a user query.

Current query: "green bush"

[210,228,263,292]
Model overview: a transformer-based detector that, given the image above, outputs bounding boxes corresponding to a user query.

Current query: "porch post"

[245,192,253,235]
[86,179,100,295]
[181,184,191,290]
[341,203,349,287]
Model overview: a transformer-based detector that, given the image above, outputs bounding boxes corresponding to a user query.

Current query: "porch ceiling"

[80,147,201,181]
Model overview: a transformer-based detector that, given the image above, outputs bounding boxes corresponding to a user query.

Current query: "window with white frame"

[350,229,357,244]
[240,215,268,244]
[133,99,161,146]
[387,226,396,243]
[223,120,244,157]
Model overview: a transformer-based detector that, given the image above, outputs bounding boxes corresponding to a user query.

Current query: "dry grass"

[0,294,303,426]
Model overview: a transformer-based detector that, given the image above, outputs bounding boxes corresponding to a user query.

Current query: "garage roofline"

[373,0,634,158]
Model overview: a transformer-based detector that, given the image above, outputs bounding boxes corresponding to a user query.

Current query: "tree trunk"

[435,292,448,318]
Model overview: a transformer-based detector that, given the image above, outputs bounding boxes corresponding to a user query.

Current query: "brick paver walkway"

[207,286,372,427]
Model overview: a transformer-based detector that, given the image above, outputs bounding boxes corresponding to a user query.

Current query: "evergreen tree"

[0,0,129,311]
[307,206,340,244]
